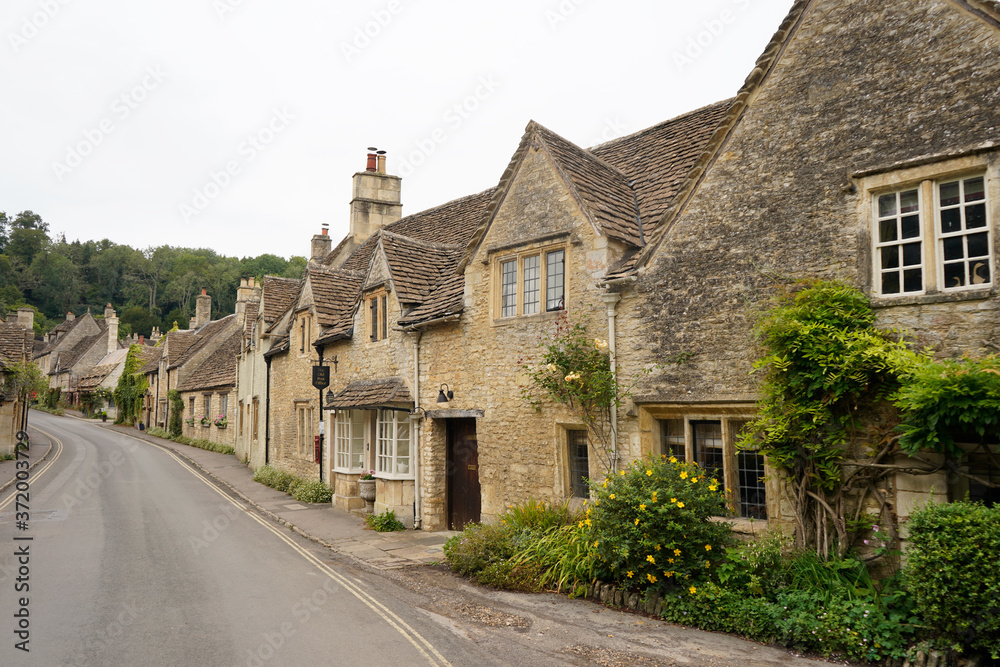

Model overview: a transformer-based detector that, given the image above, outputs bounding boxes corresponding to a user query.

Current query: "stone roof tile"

[176,329,243,391]
[326,378,412,409]
[261,276,303,323]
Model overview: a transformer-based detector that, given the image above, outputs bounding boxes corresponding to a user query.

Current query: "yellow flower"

[619,470,626,476]
[602,481,608,488]
[585,518,592,527]
[674,548,681,556]
[708,484,718,492]
[578,520,584,528]
[646,554,655,564]
[689,586,697,595]
[634,518,640,525]
[677,502,685,509]
[627,570,634,578]
[639,504,646,511]
[594,338,608,350]
[665,571,673,578]
[594,541,599,547]
[647,573,657,583]
[651,492,658,503]
[646,470,653,476]
[680,471,688,480]
[691,476,698,483]
[545,363,558,373]
[705,544,712,551]
[670,497,677,504]
[669,456,677,463]
[609,494,616,500]
[705,561,711,568]
[668,558,674,564]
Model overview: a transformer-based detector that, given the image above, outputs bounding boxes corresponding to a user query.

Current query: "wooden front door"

[447,418,480,530]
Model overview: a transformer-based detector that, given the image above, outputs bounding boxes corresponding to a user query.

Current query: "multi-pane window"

[874,173,991,296]
[876,188,923,294]
[501,260,517,317]
[335,410,367,472]
[939,176,990,289]
[659,419,686,460]
[692,421,724,482]
[188,397,195,419]
[567,429,590,498]
[203,394,212,420]
[218,393,228,417]
[496,247,567,319]
[376,409,411,477]
[523,255,540,315]
[737,449,767,519]
[297,404,313,458]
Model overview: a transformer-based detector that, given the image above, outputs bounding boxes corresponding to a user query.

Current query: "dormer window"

[367,290,388,342]
[496,246,566,319]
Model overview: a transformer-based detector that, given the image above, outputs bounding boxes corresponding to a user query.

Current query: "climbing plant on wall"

[112,344,147,426]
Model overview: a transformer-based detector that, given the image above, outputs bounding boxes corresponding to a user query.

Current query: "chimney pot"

[201,288,207,296]
[139,335,145,345]
[376,151,386,174]
[366,148,377,172]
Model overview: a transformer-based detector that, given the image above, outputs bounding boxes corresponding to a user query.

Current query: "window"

[496,247,566,319]
[873,172,991,296]
[647,411,766,520]
[299,314,310,353]
[334,410,367,472]
[376,409,411,477]
[296,403,313,458]
[251,398,259,441]
[659,419,686,460]
[188,397,195,418]
[567,429,590,498]
[203,394,211,420]
[218,393,228,417]
[238,400,244,433]
[368,292,388,342]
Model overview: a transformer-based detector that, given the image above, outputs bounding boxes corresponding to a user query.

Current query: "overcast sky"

[2,0,793,261]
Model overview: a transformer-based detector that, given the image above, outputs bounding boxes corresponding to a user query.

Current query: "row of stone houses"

[0,309,36,455]
[136,0,1000,532]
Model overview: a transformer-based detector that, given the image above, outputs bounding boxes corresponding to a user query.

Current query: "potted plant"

[199,414,210,426]
[185,417,196,427]
[357,470,376,512]
[213,415,228,428]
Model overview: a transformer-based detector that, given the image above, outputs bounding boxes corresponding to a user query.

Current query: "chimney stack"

[235,277,262,325]
[194,289,212,329]
[350,147,402,244]
[139,335,145,345]
[150,327,161,343]
[16,307,33,332]
[66,311,75,322]
[106,306,119,355]
[310,225,333,263]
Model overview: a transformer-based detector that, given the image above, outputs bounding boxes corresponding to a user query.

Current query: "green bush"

[291,479,332,504]
[904,501,1000,659]
[509,523,596,595]
[589,455,733,592]
[365,509,406,532]
[444,522,517,577]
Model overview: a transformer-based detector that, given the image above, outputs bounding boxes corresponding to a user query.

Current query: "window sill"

[871,286,994,308]
[375,473,414,482]
[492,309,566,327]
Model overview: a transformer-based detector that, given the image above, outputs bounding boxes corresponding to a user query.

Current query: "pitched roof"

[0,323,32,368]
[78,363,117,391]
[325,378,413,410]
[380,231,464,305]
[397,275,465,327]
[263,333,290,358]
[261,276,302,323]
[139,346,163,375]
[176,329,242,391]
[308,269,365,329]
[169,315,235,370]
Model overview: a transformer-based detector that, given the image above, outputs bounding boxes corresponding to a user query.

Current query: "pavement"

[12,412,458,570]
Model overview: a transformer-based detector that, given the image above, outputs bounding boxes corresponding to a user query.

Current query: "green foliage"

[501,497,575,532]
[508,523,596,595]
[894,356,1000,457]
[365,509,406,532]
[741,281,914,488]
[904,501,1000,658]
[253,465,297,493]
[444,522,518,578]
[588,455,732,593]
[112,345,148,426]
[3,361,47,399]
[167,389,183,437]
[290,479,333,504]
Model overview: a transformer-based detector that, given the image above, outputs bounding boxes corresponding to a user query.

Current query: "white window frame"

[494,245,567,320]
[375,409,413,479]
[334,409,367,473]
[865,156,994,300]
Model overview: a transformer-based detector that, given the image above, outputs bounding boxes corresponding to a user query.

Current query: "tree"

[7,211,50,268]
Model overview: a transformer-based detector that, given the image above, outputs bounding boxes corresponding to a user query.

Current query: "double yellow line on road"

[140,435,452,667]
[0,426,65,511]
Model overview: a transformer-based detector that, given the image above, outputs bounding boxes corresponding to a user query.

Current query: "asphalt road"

[0,412,481,666]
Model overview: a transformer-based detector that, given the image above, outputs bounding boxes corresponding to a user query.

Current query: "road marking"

[0,426,65,511]
[124,433,452,667]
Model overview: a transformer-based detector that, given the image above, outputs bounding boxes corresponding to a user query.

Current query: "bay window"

[376,409,411,478]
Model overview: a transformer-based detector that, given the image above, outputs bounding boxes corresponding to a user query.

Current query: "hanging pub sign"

[312,365,330,391]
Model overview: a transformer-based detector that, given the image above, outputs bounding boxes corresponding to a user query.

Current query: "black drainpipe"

[316,347,324,483]
[264,355,271,466]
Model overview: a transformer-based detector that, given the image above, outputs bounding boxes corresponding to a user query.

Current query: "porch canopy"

[325,378,413,411]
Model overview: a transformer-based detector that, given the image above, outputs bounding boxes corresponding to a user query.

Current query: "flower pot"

[215,423,227,429]
[358,478,376,513]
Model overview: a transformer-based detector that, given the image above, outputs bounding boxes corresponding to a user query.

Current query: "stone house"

[240,0,999,533]
[604,0,1000,528]
[0,309,35,456]
[33,307,121,399]
[234,276,300,469]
